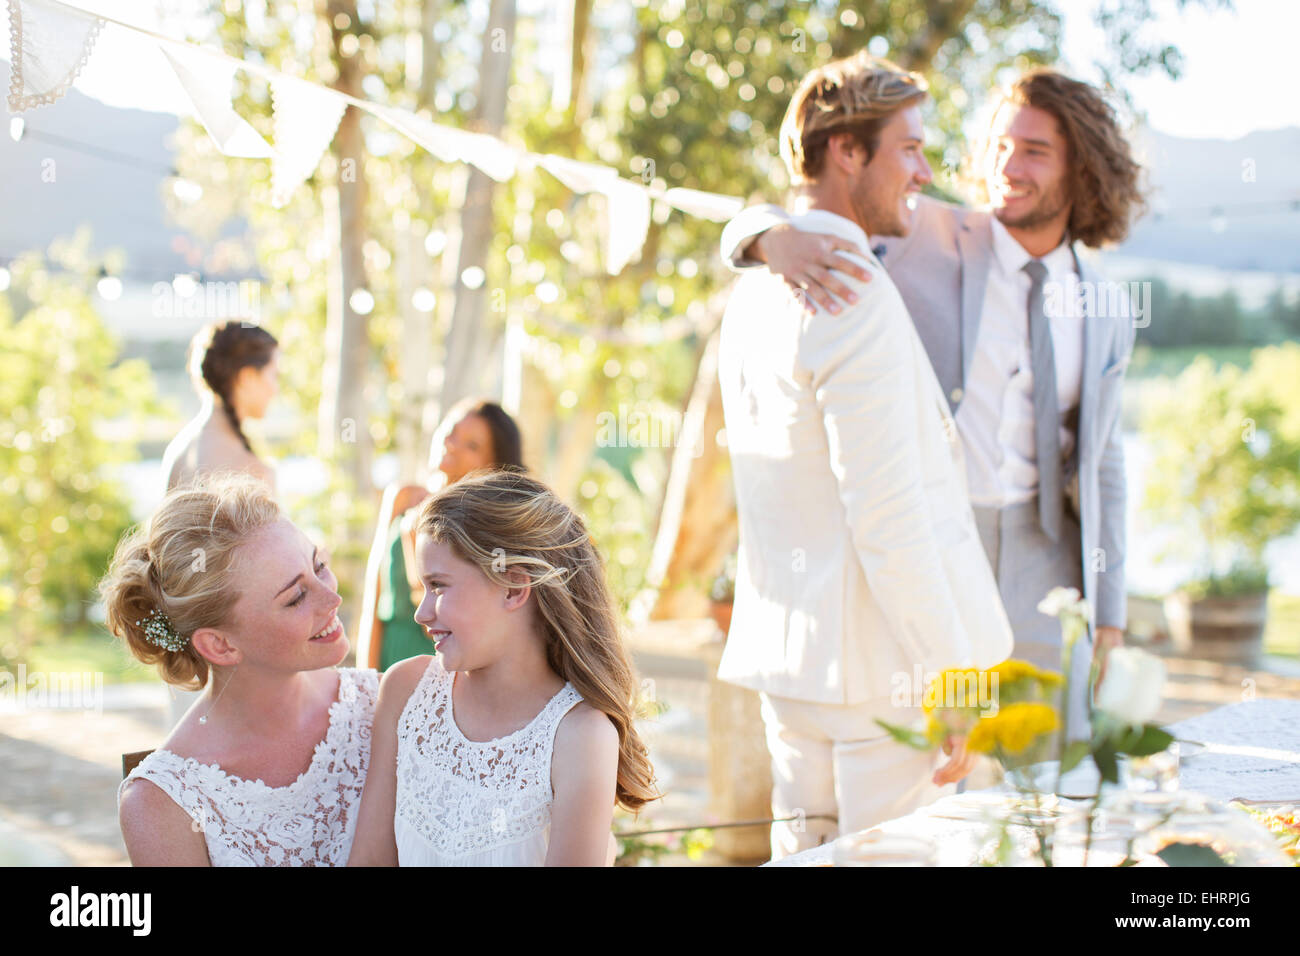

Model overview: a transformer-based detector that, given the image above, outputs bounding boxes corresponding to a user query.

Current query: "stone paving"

[3,637,1298,867]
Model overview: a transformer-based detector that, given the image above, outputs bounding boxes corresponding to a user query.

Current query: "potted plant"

[707,552,737,637]
[1141,353,1300,665]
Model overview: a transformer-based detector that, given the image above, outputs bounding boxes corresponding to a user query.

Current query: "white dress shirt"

[956,218,1084,508]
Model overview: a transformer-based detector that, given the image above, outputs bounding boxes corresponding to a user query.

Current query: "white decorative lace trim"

[120,667,377,867]
[7,0,107,112]
[395,656,582,859]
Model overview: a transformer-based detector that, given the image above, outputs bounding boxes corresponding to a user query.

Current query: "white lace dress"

[118,667,377,866]
[394,655,584,866]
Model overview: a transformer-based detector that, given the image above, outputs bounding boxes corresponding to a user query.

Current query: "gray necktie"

[1024,259,1062,543]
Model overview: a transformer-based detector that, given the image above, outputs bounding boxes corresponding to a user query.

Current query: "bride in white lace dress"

[103,476,376,866]
[349,471,658,866]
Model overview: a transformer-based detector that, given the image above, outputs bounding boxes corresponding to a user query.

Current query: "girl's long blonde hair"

[416,469,658,812]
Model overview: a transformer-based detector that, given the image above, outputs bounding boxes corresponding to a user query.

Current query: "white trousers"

[759,692,954,861]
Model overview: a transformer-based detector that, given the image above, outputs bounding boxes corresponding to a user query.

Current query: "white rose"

[1037,586,1092,622]
[1095,647,1166,726]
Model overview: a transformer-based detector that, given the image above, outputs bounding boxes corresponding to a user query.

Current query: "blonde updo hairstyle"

[416,468,658,813]
[99,474,282,690]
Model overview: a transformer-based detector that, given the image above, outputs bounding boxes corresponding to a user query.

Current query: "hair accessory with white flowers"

[136,607,188,652]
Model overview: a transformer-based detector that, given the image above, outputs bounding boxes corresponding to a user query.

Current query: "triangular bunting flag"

[6,0,104,111]
[270,73,347,207]
[369,103,518,182]
[661,186,744,223]
[160,43,271,158]
[535,153,618,193]
[603,177,651,275]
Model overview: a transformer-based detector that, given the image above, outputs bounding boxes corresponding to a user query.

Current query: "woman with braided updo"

[162,320,279,494]
[103,475,376,866]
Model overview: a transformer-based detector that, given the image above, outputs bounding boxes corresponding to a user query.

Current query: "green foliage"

[20,624,154,684]
[708,552,736,603]
[1140,350,1300,593]
[614,826,714,866]
[1185,564,1270,599]
[1058,739,1091,775]
[150,0,1215,618]
[1089,720,1176,783]
[1155,841,1231,867]
[0,236,163,664]
[874,717,938,751]
[1135,276,1296,350]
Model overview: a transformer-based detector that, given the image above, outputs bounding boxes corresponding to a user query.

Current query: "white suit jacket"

[717,209,1014,706]
[722,197,1132,634]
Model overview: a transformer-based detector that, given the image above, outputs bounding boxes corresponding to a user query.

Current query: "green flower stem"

[1052,614,1086,797]
[1083,787,1103,867]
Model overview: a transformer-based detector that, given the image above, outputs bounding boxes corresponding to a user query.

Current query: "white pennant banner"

[6,0,749,276]
[534,153,617,193]
[660,186,744,223]
[5,0,103,111]
[270,73,347,207]
[369,103,518,183]
[534,154,652,274]
[602,177,652,275]
[160,43,272,158]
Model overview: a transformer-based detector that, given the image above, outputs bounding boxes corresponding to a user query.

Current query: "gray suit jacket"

[721,196,1133,634]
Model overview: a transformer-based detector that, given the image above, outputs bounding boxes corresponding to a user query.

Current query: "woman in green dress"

[357,399,523,671]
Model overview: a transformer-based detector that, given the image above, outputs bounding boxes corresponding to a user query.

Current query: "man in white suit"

[718,52,1014,860]
[722,70,1146,742]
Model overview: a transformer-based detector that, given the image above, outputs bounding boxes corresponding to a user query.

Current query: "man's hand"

[1092,626,1125,698]
[933,734,978,786]
[748,224,874,314]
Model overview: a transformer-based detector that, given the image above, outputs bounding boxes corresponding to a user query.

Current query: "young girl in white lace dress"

[105,476,376,866]
[349,470,657,866]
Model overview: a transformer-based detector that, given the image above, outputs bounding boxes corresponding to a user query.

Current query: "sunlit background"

[1,0,1297,865]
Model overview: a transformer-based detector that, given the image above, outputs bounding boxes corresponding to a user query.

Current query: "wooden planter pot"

[708,599,733,637]
[1163,590,1269,666]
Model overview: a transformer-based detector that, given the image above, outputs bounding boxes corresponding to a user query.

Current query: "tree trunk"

[439,0,517,412]
[394,212,431,482]
[640,324,738,623]
[318,0,371,493]
[417,0,444,108]
[395,0,444,483]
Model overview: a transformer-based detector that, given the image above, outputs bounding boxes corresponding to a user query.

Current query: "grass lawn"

[1264,591,1300,659]
[20,624,156,684]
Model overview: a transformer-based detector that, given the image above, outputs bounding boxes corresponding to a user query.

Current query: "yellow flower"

[989,659,1035,683]
[989,658,1063,687]
[924,715,947,747]
[966,702,1059,755]
[922,667,985,713]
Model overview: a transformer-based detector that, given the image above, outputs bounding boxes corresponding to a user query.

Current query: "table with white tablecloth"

[765,698,1300,866]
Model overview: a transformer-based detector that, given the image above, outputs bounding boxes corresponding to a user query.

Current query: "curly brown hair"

[971,69,1146,248]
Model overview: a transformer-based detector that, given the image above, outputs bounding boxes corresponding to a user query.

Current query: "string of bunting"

[4,0,745,275]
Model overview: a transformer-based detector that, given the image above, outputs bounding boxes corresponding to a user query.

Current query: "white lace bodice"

[394,655,583,866]
[119,667,377,867]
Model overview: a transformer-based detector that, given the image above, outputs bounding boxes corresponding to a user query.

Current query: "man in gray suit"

[722,70,1146,736]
